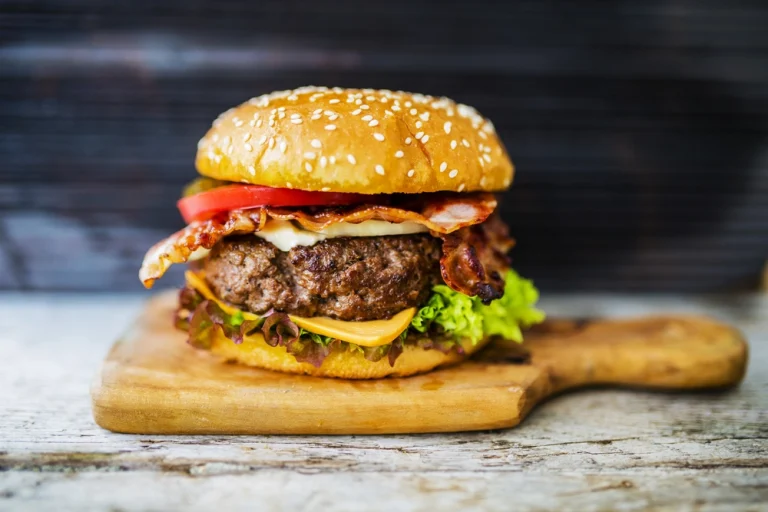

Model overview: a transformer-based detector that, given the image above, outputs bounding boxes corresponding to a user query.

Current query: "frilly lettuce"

[411,269,545,344]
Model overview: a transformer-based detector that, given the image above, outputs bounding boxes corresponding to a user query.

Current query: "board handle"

[479,316,748,394]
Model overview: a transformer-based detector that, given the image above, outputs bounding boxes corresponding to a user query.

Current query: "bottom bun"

[204,331,491,379]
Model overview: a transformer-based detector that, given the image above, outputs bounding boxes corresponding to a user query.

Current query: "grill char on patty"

[202,233,443,321]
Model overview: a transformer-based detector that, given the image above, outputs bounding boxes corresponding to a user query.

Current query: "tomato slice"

[177,185,368,223]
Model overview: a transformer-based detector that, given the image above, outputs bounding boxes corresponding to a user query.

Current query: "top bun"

[196,86,513,194]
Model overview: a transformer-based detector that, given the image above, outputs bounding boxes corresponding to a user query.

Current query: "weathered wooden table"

[1,294,766,511]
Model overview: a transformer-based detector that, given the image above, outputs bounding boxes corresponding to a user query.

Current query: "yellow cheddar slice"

[289,309,415,347]
[185,271,261,320]
[184,271,414,347]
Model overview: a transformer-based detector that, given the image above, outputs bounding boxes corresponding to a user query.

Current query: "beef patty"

[202,234,443,321]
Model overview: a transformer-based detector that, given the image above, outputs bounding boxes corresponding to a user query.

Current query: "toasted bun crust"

[196,86,513,194]
[205,331,490,379]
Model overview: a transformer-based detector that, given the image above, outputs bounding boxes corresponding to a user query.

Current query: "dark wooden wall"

[1,0,767,291]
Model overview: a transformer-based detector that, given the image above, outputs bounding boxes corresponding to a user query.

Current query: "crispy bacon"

[140,210,265,288]
[140,193,499,290]
[435,214,514,303]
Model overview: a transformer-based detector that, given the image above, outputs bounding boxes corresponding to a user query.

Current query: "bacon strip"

[140,193,498,290]
[434,214,515,303]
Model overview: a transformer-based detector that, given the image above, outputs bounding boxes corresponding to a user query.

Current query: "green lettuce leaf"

[411,269,545,344]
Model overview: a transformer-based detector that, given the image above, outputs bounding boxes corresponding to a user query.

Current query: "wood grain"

[2,293,766,511]
[91,292,747,435]
[3,0,768,292]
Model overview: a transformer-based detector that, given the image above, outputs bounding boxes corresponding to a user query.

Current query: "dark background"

[1,0,767,292]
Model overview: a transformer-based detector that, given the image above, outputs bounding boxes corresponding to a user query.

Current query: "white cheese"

[254,219,429,251]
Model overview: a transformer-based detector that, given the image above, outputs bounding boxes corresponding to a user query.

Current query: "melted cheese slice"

[185,271,414,347]
[254,219,428,251]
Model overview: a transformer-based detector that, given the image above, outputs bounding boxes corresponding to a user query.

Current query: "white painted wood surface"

[1,293,766,511]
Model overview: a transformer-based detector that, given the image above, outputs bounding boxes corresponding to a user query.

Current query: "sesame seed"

[405,137,412,145]
[391,105,401,112]
[329,114,339,121]
[248,120,256,127]
[362,115,373,121]
[324,110,334,116]
[415,121,423,129]
[478,157,485,167]
[450,140,457,150]
[325,124,336,131]
[311,114,321,120]
[347,154,356,164]
[395,150,404,158]
[268,137,275,149]
[243,133,252,142]
[279,141,287,153]
[462,138,470,147]
[269,119,275,127]
[258,135,267,145]
[321,187,331,191]
[444,122,452,134]
[234,119,243,127]
[449,169,459,178]
[479,131,488,139]
[288,94,298,101]
[286,181,293,188]
[380,97,388,103]
[409,108,417,115]
[311,139,322,148]
[304,162,313,172]
[244,143,253,152]
[248,165,256,175]
[320,156,328,168]
[291,113,301,119]
[458,183,465,192]
[419,112,430,121]
[360,104,370,110]
[355,99,362,105]
[421,135,429,143]
[375,165,385,175]
[291,118,303,124]
[384,110,393,116]
[405,101,412,107]
[415,131,424,140]
[256,119,263,128]
[212,133,220,142]
[351,109,362,116]
[373,133,385,141]
[440,162,447,172]
[329,99,340,104]
[366,95,376,101]
[313,108,323,115]
[278,107,286,112]
[368,119,379,127]
[483,154,491,162]
[278,112,286,119]
[330,155,336,164]
[407,169,415,177]
[304,151,316,159]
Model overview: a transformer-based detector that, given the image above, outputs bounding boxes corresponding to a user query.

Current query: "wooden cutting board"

[91,292,748,435]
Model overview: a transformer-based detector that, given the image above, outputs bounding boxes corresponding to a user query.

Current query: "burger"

[139,86,545,379]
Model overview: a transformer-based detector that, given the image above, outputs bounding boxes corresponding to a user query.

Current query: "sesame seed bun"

[196,86,514,194]
[206,330,492,379]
